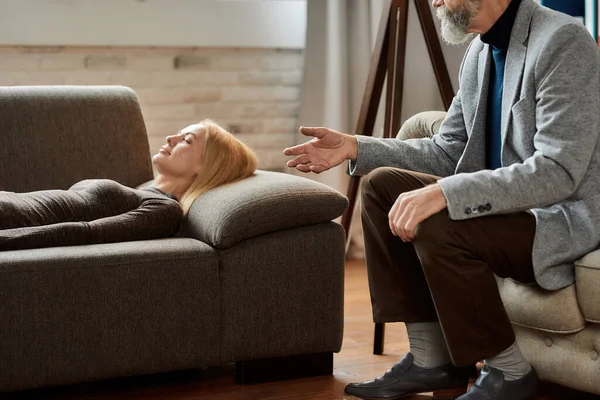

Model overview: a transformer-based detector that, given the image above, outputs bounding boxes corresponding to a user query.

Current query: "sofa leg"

[235,352,333,385]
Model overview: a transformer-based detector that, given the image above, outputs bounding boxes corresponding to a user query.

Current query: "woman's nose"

[166,135,178,147]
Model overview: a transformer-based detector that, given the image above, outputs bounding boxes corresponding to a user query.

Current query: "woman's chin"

[151,153,164,166]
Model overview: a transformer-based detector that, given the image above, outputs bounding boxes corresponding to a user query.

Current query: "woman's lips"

[159,148,171,155]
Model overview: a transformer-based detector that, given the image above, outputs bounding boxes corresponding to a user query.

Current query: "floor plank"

[2,260,597,399]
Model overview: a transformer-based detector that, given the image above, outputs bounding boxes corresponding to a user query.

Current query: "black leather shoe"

[344,353,472,399]
[456,365,538,400]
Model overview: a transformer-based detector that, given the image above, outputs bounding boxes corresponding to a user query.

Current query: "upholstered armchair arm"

[575,249,600,323]
[396,111,447,140]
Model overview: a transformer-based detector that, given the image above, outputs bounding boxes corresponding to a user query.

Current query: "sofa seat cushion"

[496,277,586,333]
[183,170,348,249]
[575,249,600,323]
[0,238,221,392]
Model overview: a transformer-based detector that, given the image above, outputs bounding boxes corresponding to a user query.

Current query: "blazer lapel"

[478,46,490,90]
[456,45,490,173]
[474,45,491,134]
[501,42,526,143]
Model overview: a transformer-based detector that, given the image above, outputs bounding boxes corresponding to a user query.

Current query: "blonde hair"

[180,119,258,214]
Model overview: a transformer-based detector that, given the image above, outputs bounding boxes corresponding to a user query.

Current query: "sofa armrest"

[181,170,349,249]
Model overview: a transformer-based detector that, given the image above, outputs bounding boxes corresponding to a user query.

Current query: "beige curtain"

[297,0,469,259]
[296,0,384,190]
[296,0,384,258]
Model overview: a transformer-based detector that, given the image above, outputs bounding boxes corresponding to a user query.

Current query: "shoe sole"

[344,386,468,400]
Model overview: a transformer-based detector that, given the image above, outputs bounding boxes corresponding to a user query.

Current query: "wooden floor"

[3,260,598,400]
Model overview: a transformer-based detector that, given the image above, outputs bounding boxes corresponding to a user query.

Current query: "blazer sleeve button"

[465,208,472,215]
[478,205,485,213]
[485,203,492,211]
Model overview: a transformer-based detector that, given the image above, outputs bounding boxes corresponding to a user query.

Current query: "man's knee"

[413,210,454,246]
[361,167,402,204]
[362,166,398,189]
[397,111,447,140]
[362,168,435,216]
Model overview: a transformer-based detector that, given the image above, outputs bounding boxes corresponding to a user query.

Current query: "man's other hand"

[389,183,447,242]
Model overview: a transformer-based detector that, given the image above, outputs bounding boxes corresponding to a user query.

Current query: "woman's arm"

[0,198,182,251]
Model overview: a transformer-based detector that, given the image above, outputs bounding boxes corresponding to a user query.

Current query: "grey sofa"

[0,86,348,392]
[392,111,600,396]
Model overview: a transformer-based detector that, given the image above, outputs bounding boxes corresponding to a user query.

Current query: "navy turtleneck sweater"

[481,0,521,170]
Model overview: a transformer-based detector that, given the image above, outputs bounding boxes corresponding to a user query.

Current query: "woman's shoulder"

[138,186,179,202]
[138,187,183,218]
[69,179,130,192]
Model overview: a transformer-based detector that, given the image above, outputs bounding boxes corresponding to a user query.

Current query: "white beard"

[436,4,476,45]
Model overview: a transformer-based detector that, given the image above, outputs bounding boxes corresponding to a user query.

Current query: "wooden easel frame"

[340,0,455,355]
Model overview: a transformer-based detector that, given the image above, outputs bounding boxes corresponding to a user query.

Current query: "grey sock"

[484,342,532,381]
[406,322,452,368]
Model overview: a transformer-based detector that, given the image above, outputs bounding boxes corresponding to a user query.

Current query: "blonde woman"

[0,119,257,251]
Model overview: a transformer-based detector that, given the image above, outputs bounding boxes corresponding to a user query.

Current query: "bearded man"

[284,0,600,399]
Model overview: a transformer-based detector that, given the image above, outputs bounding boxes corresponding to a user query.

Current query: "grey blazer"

[349,0,600,290]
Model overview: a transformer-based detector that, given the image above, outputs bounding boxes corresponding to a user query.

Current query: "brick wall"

[0,46,304,172]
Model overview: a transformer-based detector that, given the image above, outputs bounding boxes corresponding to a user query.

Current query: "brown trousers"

[361,167,537,367]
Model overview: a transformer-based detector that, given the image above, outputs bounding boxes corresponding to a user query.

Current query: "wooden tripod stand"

[340,0,455,355]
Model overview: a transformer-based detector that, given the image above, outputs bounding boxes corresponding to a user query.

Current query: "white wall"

[0,0,307,48]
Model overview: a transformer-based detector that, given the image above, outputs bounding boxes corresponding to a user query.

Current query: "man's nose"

[432,0,443,8]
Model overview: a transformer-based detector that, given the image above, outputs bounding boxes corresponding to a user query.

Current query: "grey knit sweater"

[0,179,183,251]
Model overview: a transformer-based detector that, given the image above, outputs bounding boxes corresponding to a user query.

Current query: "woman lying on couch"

[0,119,257,251]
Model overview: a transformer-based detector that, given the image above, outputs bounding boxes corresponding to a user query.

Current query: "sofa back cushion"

[0,86,153,192]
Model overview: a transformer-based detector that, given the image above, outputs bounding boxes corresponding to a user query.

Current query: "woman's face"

[152,123,206,179]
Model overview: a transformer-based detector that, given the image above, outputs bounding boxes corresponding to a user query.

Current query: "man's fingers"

[388,197,402,236]
[398,206,414,242]
[300,126,330,139]
[283,143,308,156]
[395,199,411,241]
[396,218,406,242]
[388,209,397,236]
[309,165,327,173]
[296,163,312,173]
[392,216,407,242]
[287,155,311,168]
[404,217,417,242]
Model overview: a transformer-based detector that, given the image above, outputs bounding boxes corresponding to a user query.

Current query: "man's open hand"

[283,126,357,174]
[389,183,447,242]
